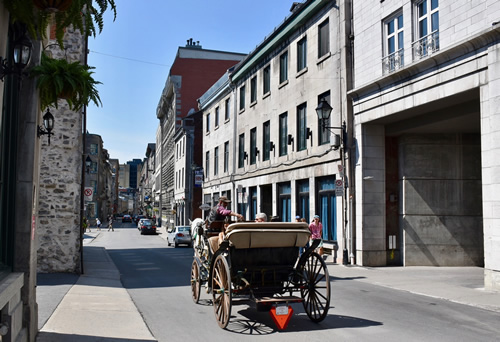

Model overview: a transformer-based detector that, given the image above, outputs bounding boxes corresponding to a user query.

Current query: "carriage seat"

[225,222,310,249]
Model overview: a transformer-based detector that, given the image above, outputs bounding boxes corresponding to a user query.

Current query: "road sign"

[84,187,93,201]
[335,180,343,196]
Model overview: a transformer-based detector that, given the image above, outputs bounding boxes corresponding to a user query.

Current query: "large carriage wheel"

[211,253,232,329]
[299,252,330,322]
[191,259,201,304]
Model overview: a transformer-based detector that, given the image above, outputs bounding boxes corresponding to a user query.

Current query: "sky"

[86,0,297,163]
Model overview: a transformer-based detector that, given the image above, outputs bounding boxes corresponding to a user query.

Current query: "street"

[86,221,500,342]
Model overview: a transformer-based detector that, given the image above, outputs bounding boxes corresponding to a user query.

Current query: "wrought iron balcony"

[382,49,404,74]
[412,31,440,60]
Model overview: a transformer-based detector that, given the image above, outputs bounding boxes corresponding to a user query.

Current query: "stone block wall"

[37,27,85,273]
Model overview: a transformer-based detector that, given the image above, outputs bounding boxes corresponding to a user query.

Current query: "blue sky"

[86,0,296,163]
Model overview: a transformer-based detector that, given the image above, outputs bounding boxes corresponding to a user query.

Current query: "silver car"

[167,226,192,247]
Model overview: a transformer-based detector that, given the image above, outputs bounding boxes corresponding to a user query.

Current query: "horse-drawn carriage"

[190,219,330,329]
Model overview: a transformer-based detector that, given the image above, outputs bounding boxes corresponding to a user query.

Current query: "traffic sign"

[84,187,93,201]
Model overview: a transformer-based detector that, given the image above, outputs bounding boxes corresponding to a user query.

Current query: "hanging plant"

[30,53,102,111]
[1,0,116,48]
[33,0,73,12]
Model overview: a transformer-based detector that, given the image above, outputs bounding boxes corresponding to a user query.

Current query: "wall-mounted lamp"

[243,151,248,160]
[85,155,92,173]
[306,127,313,147]
[37,109,55,145]
[0,31,32,82]
[255,147,260,157]
[287,134,294,145]
[316,99,346,150]
[269,142,275,151]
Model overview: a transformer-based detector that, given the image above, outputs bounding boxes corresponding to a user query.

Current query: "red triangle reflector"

[269,306,293,330]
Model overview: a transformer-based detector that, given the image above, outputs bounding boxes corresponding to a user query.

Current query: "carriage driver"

[208,196,244,253]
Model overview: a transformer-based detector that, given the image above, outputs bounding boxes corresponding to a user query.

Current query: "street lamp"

[315,99,345,150]
[85,155,92,173]
[37,109,55,145]
[315,99,349,265]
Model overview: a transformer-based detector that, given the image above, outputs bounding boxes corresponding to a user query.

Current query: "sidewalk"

[36,230,500,341]
[36,231,156,342]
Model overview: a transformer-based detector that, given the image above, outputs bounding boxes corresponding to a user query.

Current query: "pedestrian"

[295,215,301,222]
[108,217,114,232]
[309,215,323,256]
[96,218,101,231]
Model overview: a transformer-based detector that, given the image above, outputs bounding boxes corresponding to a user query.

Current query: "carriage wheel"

[299,252,330,322]
[211,254,232,329]
[191,259,201,304]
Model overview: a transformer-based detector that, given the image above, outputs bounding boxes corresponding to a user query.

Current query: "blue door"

[318,177,337,241]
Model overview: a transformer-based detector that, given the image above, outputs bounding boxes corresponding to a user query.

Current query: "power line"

[89,50,169,67]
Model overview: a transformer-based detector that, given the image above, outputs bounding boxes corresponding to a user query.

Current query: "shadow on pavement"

[36,331,157,342]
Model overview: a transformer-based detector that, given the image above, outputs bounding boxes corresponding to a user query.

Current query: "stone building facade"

[200,0,352,259]
[349,0,500,290]
[37,27,86,274]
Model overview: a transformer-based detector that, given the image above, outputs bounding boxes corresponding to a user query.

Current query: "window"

[318,19,330,58]
[296,179,310,223]
[239,85,246,111]
[90,143,98,155]
[224,141,229,172]
[297,103,307,151]
[206,113,210,133]
[90,161,97,173]
[413,0,439,59]
[215,107,219,127]
[250,76,257,104]
[250,127,257,165]
[383,13,404,73]
[249,186,257,221]
[263,65,270,94]
[263,120,271,161]
[279,51,288,84]
[205,151,210,178]
[318,92,331,145]
[225,98,230,121]
[238,133,245,168]
[297,37,307,72]
[278,182,291,222]
[279,113,288,156]
[214,147,219,176]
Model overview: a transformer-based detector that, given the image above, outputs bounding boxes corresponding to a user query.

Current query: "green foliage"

[1,0,117,48]
[30,53,102,111]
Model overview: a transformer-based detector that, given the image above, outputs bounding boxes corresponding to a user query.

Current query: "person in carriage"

[207,196,244,253]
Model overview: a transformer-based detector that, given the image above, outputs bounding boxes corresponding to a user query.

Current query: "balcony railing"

[382,49,404,74]
[412,31,440,60]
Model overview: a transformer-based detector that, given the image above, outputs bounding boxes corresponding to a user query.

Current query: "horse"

[190,218,205,249]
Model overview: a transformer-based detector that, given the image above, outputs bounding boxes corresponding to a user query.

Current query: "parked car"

[167,226,192,247]
[122,214,132,223]
[139,219,156,235]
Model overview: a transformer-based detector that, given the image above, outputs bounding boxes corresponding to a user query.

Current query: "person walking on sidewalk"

[108,217,114,232]
[96,218,101,231]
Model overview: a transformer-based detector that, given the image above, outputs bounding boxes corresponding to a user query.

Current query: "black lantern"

[0,32,33,81]
[85,156,92,173]
[315,99,333,123]
[37,109,55,145]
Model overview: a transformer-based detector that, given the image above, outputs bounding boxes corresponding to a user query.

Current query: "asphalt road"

[90,221,500,342]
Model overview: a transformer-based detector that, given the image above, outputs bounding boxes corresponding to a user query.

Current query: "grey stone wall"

[400,134,483,266]
[37,27,85,273]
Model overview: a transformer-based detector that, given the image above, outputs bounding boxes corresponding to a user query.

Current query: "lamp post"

[315,99,349,265]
